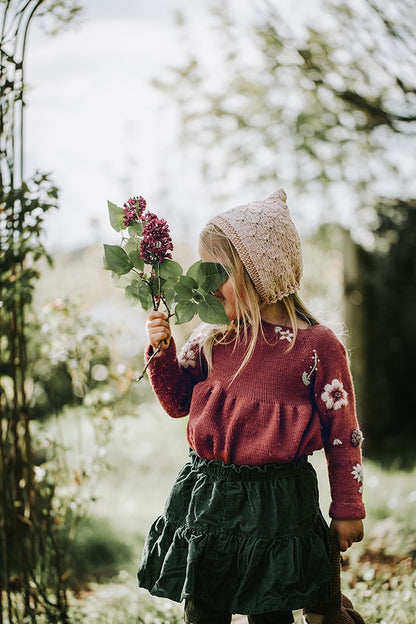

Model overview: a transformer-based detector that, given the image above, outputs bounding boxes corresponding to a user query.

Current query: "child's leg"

[247,611,294,624]
[184,598,232,624]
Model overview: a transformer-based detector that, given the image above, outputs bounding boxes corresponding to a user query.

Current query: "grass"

[42,395,415,624]
[3,394,414,623]
[4,399,415,623]
[7,379,415,623]
[69,579,183,624]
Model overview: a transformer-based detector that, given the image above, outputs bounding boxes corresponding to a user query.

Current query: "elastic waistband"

[189,451,309,482]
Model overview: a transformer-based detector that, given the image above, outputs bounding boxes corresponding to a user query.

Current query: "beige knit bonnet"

[208,189,303,303]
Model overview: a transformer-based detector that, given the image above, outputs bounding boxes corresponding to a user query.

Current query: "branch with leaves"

[103,196,229,378]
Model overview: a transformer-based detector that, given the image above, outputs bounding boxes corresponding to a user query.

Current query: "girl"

[137,190,365,624]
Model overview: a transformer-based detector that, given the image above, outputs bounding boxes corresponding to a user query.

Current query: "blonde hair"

[198,224,318,380]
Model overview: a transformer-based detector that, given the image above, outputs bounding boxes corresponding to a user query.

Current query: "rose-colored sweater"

[145,320,365,520]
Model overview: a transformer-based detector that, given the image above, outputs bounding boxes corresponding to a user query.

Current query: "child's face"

[212,278,237,321]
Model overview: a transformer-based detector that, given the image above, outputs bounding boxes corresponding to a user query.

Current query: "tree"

[159,0,415,218]
[157,0,416,464]
[0,1,82,621]
[343,199,416,467]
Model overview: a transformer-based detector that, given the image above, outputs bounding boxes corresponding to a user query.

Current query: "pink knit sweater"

[145,320,365,520]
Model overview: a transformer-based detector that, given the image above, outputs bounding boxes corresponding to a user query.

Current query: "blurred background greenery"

[1,0,415,622]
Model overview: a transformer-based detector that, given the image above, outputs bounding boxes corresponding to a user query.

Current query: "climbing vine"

[0,1,82,621]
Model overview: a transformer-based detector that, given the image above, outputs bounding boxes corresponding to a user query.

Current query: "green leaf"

[107,201,124,232]
[183,275,198,289]
[186,260,201,281]
[175,275,198,299]
[111,272,133,289]
[125,279,152,310]
[124,237,144,270]
[103,244,133,275]
[137,280,153,310]
[162,283,176,308]
[129,251,144,271]
[156,275,176,309]
[186,260,228,292]
[198,262,229,293]
[175,300,197,324]
[159,259,183,280]
[197,293,229,324]
[125,284,140,306]
[192,290,204,303]
[128,221,143,237]
[103,250,110,271]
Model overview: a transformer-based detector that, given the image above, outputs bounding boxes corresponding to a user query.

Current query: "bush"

[70,517,132,584]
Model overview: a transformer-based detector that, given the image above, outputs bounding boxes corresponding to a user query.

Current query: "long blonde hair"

[198,224,318,379]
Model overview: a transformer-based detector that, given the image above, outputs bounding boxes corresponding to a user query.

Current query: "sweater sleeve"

[144,334,207,418]
[313,329,366,520]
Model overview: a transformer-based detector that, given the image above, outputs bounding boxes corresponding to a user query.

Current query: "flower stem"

[136,344,162,382]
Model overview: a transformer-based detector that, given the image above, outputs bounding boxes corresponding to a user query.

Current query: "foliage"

[1,297,137,622]
[344,199,416,466]
[158,0,415,220]
[104,197,229,328]
[0,0,83,35]
[0,172,63,621]
[1,2,86,621]
[69,516,132,583]
[26,299,112,418]
[35,0,83,35]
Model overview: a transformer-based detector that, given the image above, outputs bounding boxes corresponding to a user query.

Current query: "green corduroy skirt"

[137,452,332,615]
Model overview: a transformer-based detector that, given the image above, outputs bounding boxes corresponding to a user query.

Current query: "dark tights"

[184,599,294,624]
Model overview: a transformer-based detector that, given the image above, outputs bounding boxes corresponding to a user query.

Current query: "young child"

[137,190,365,624]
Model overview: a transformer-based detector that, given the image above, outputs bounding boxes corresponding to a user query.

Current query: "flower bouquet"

[103,196,229,377]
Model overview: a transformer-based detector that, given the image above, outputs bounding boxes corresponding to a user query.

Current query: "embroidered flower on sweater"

[274,326,293,342]
[351,428,364,447]
[302,350,318,386]
[351,463,364,484]
[333,438,343,446]
[321,378,348,410]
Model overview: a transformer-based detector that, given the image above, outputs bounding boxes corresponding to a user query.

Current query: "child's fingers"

[147,310,168,322]
[146,311,171,350]
[147,329,171,351]
[329,519,364,552]
[146,314,171,336]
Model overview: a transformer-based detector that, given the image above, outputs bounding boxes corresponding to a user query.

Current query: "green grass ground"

[54,397,416,624]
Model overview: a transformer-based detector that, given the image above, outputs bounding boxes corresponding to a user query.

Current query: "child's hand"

[146,311,171,352]
[329,519,364,552]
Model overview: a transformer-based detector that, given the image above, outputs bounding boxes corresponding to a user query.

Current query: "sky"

[24,0,329,254]
[25,0,210,252]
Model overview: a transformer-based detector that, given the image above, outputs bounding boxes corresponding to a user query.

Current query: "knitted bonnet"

[209,189,303,303]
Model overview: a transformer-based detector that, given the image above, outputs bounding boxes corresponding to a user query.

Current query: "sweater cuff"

[329,500,366,520]
[327,450,366,520]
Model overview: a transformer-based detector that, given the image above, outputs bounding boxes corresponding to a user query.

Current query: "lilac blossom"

[123,196,147,227]
[140,212,174,265]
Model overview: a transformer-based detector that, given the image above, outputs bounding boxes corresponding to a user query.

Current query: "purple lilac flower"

[140,212,174,264]
[123,196,147,227]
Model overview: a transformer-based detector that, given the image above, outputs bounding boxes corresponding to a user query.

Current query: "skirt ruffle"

[138,453,332,615]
